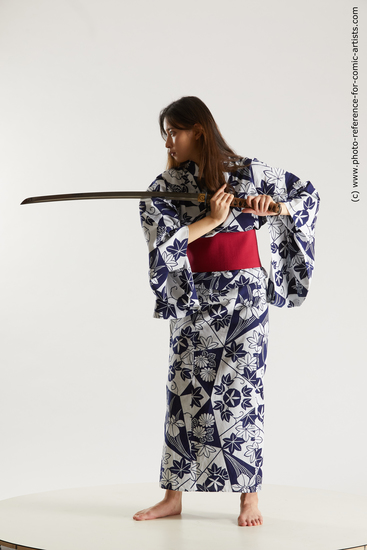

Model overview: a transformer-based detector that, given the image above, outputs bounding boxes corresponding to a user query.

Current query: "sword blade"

[21,191,204,205]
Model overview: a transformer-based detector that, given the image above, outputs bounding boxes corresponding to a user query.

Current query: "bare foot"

[133,490,182,521]
[238,492,263,527]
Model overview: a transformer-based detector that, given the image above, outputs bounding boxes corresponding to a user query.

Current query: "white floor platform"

[0,483,366,550]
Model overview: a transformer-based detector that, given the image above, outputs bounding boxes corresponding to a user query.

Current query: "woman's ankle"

[164,489,182,501]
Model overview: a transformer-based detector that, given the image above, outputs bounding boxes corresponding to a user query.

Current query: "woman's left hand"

[242,195,289,216]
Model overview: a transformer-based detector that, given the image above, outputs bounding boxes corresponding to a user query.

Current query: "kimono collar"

[182,160,200,177]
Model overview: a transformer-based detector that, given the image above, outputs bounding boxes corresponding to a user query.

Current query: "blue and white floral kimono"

[140,158,319,493]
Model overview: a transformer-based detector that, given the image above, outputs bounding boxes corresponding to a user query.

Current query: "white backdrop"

[0,0,366,501]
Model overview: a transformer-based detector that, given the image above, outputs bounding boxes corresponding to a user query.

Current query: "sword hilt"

[197,193,280,214]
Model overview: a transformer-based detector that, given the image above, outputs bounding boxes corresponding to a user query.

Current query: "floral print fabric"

[140,158,319,492]
[140,158,320,319]
[163,267,268,492]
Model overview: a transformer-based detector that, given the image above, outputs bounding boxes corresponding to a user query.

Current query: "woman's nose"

[165,136,172,148]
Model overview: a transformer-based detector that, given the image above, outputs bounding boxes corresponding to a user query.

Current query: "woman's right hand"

[187,184,233,244]
[208,184,233,226]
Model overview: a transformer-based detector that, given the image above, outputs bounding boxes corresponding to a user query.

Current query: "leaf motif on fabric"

[167,238,188,260]
[223,433,245,453]
[197,336,219,350]
[221,408,234,422]
[264,166,285,188]
[193,442,217,458]
[162,251,178,270]
[224,341,247,362]
[238,355,258,372]
[213,400,225,412]
[156,297,176,319]
[160,470,179,487]
[210,314,231,331]
[294,261,314,280]
[247,332,263,354]
[268,217,284,240]
[244,442,260,463]
[304,197,316,210]
[169,457,191,479]
[213,383,225,395]
[190,387,204,408]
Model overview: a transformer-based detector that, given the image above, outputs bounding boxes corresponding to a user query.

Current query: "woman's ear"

[193,123,204,140]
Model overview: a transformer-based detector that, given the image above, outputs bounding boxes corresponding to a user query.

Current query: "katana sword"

[21,191,280,213]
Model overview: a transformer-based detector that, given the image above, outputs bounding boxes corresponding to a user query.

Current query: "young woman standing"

[135,96,319,526]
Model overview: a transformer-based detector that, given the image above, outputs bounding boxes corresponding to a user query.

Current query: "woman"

[135,96,319,526]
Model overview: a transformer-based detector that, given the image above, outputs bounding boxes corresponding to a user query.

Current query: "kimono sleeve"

[251,160,320,308]
[139,174,199,319]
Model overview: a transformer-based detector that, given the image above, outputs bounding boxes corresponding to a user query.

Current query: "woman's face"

[164,120,202,165]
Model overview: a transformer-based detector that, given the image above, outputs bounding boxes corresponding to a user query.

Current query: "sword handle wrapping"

[197,193,280,213]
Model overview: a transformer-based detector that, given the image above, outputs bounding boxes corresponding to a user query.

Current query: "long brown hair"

[159,96,243,193]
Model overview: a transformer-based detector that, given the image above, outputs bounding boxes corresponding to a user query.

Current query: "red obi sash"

[187,230,261,273]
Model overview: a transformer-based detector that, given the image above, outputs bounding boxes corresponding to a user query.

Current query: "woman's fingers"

[243,195,278,215]
[209,185,233,224]
[249,195,271,210]
[210,190,279,217]
[211,185,232,206]
[212,183,227,199]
